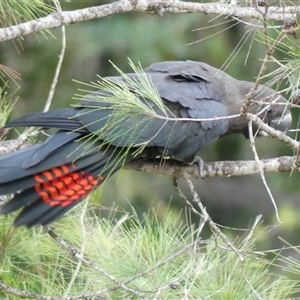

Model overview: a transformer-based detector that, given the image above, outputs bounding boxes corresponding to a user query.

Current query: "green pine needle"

[256,26,300,98]
[74,59,172,152]
[0,85,18,127]
[72,59,178,177]
[0,207,298,299]
[0,0,54,27]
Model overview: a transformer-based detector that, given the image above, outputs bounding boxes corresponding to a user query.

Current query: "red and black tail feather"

[1,188,41,215]
[11,169,104,227]
[0,132,130,226]
[0,137,110,194]
[17,201,80,227]
[0,153,118,226]
[2,170,102,227]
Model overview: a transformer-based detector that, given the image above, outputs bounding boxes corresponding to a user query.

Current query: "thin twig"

[43,0,66,113]
[247,112,299,150]
[240,27,287,116]
[46,227,146,299]
[248,120,282,223]
[172,178,206,254]
[63,200,88,297]
[0,281,52,300]
[240,216,265,300]
[241,215,263,250]
[97,241,195,295]
[172,178,202,218]
[185,178,245,262]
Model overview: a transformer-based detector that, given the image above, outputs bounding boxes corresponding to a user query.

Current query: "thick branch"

[127,156,295,178]
[0,139,296,179]
[0,0,297,42]
[0,139,35,154]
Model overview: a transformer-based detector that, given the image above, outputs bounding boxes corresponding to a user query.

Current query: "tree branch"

[0,0,297,42]
[0,139,295,179]
[246,113,299,151]
[127,155,295,178]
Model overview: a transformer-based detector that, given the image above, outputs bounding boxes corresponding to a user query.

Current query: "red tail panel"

[34,164,104,207]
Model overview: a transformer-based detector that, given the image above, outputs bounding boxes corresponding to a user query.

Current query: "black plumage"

[0,61,292,226]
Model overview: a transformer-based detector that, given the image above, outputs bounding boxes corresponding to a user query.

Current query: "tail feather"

[6,109,84,132]
[0,167,97,211]
[0,178,39,199]
[0,132,131,226]
[0,103,135,227]
[1,188,40,214]
[1,166,102,226]
[14,200,79,227]
[0,147,117,195]
[23,131,82,168]
[0,138,107,185]
[5,161,116,226]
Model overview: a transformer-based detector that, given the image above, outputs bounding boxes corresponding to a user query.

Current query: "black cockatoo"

[0,61,292,227]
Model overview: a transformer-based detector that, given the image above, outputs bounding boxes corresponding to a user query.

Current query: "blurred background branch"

[0,0,297,42]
